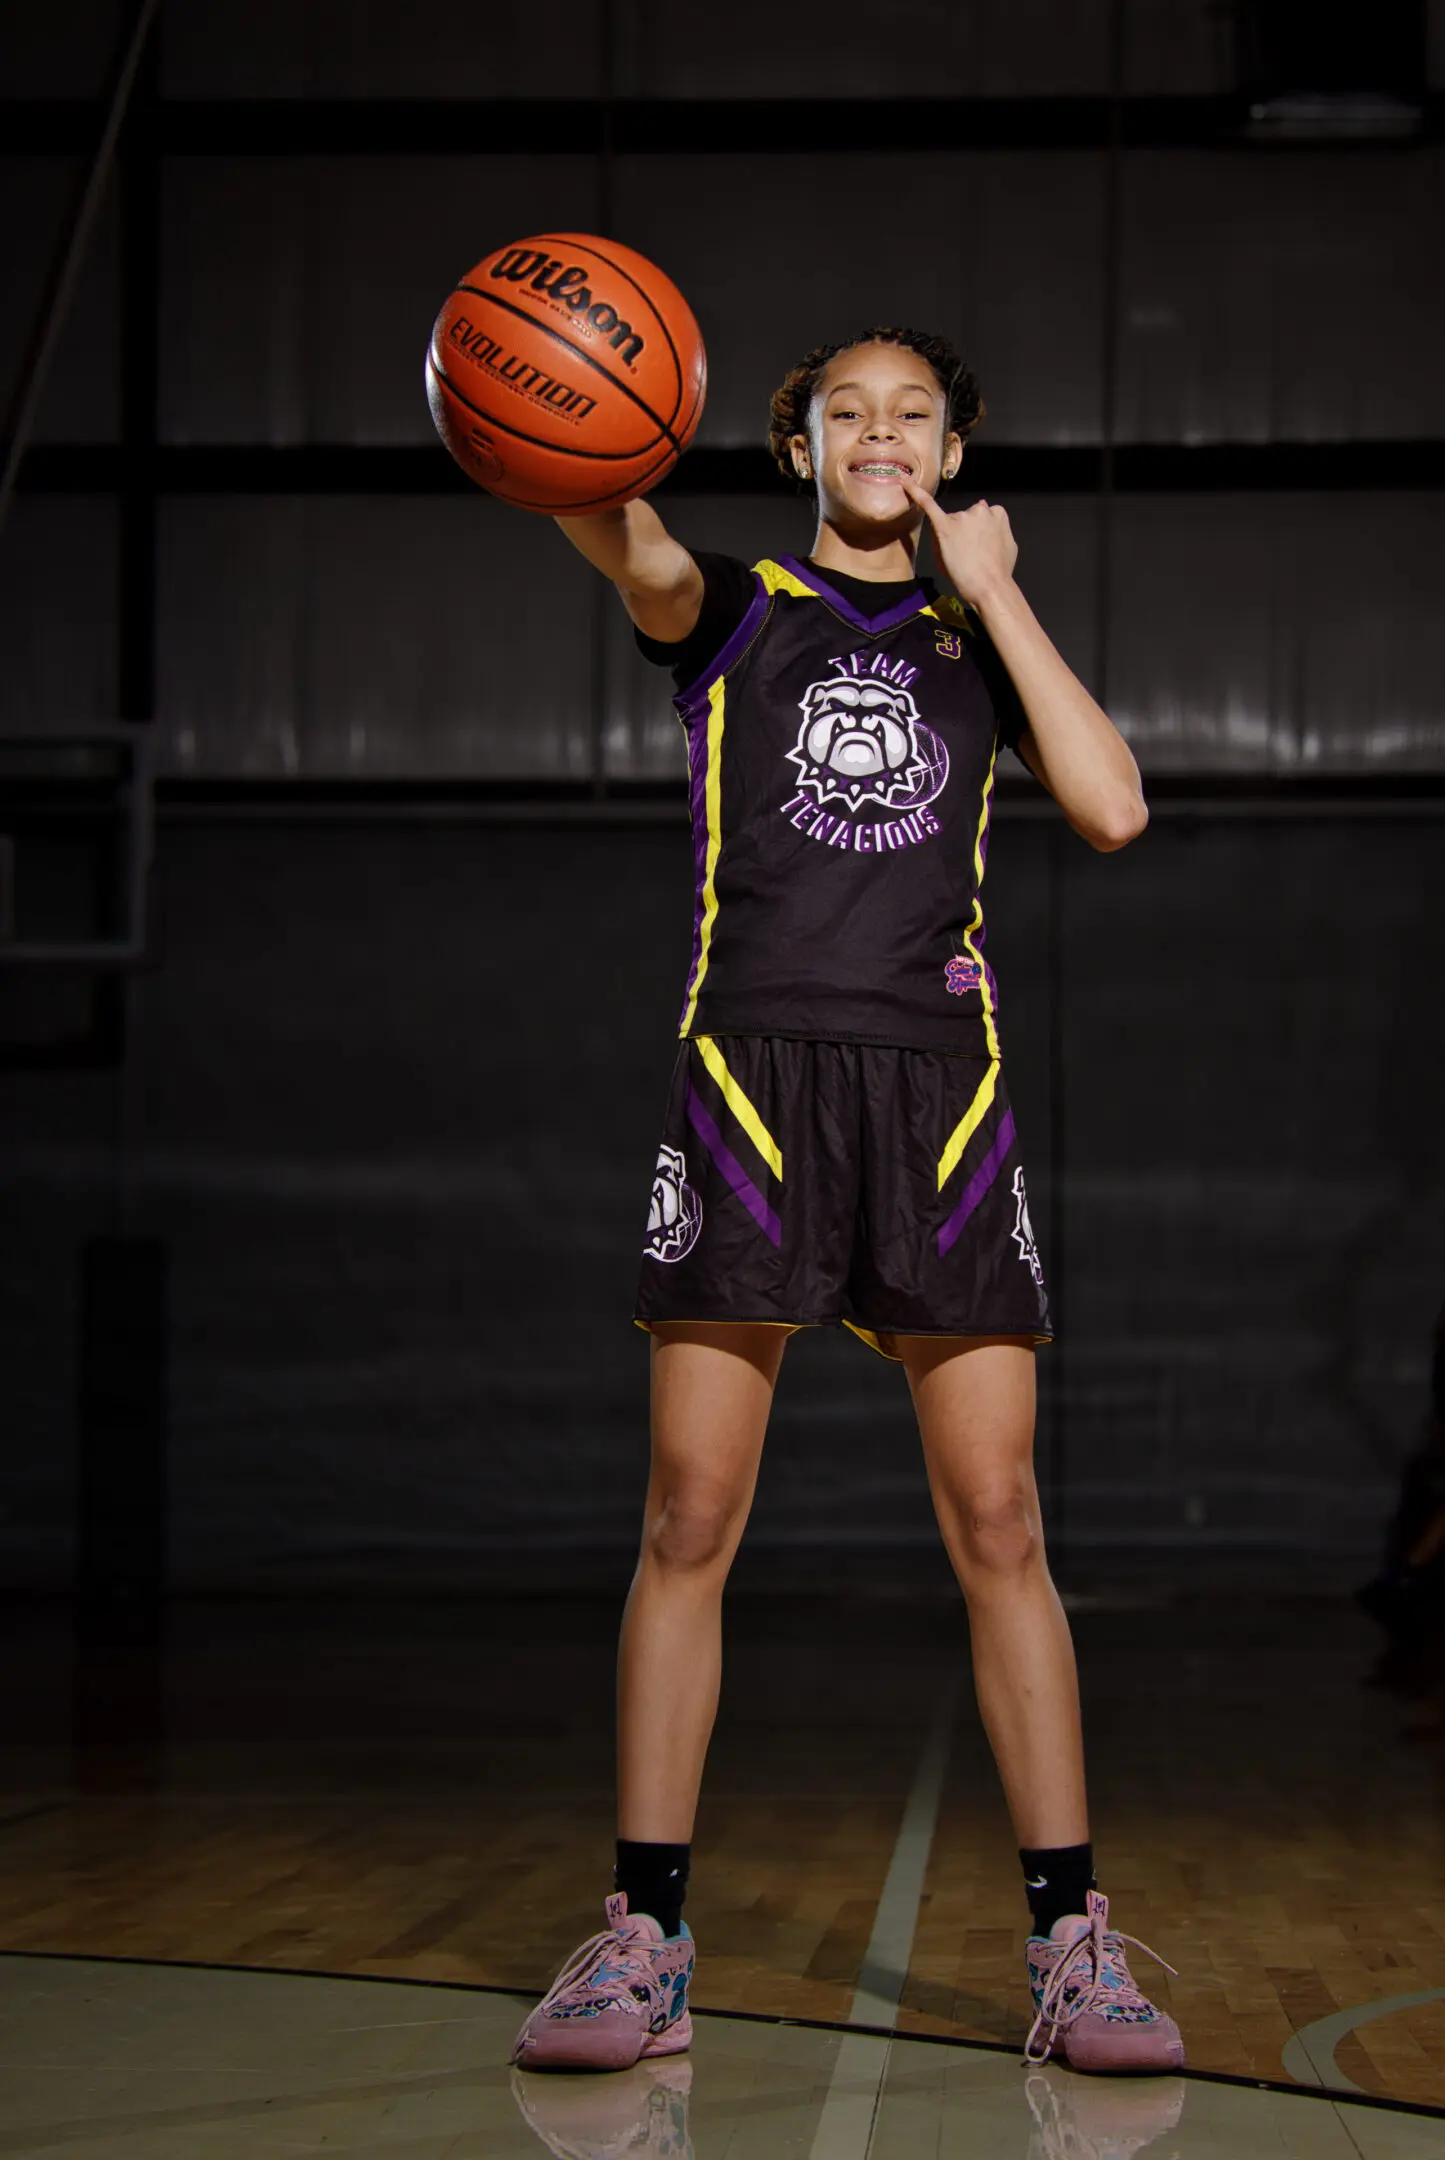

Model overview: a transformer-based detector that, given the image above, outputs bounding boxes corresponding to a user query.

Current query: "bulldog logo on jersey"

[786,674,950,816]
[644,1144,703,1263]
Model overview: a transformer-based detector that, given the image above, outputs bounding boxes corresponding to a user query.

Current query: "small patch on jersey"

[645,1145,703,1263]
[1010,1166,1045,1288]
[934,629,963,659]
[945,955,982,996]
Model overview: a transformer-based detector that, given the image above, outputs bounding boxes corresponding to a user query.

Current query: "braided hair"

[767,327,985,481]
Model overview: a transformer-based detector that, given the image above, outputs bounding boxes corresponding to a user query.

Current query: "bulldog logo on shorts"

[786,674,949,816]
[644,1144,703,1263]
[1010,1165,1045,1289]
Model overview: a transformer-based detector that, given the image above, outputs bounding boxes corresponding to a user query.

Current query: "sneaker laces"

[1024,1894,1177,2066]
[529,1923,653,2020]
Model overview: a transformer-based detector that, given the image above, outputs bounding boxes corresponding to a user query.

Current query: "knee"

[952,1486,1039,1582]
[645,1489,742,1576]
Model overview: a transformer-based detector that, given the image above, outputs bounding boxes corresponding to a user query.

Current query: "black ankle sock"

[614,1839,690,1939]
[1020,1842,1096,1938]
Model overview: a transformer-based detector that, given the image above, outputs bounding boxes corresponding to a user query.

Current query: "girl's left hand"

[902,481,1018,608]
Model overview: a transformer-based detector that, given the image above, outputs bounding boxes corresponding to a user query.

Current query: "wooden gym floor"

[0,1585,1441,2113]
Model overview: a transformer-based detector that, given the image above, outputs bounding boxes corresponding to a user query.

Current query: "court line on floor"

[807,1674,960,2160]
[1281,1987,1445,2096]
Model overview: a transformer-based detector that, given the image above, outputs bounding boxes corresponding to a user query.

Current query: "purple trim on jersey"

[678,702,711,1027]
[685,1084,783,1247]
[673,577,771,721]
[976,762,1002,1018]
[937,1105,1016,1259]
[775,555,934,636]
[675,579,771,1027]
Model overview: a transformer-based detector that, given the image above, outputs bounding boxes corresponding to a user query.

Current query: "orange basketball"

[425,232,707,513]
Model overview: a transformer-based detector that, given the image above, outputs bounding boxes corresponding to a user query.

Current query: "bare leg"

[900,1335,1088,1849]
[616,1322,787,1842]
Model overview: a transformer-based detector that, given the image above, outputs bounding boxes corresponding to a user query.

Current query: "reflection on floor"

[0,1955,1441,2160]
[1,1591,1443,2111]
[0,1961,1434,2160]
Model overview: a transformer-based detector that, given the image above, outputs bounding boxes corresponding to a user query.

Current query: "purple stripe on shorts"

[685,1084,782,1247]
[937,1105,1016,1259]
[776,554,932,636]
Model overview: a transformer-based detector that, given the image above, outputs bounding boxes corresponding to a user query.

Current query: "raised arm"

[903,484,1147,853]
[554,500,704,644]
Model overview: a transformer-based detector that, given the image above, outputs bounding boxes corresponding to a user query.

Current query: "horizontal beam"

[5,93,1442,157]
[18,441,1445,498]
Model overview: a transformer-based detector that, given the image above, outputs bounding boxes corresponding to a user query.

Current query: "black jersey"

[656,554,1026,1057]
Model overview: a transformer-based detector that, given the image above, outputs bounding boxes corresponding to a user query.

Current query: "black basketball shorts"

[634,1035,1051,1357]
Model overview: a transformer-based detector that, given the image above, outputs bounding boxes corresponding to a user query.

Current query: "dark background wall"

[2,0,1443,1591]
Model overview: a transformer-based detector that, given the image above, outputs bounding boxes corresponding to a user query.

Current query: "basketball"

[425,233,707,514]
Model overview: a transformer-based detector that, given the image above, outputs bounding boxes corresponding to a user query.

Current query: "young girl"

[511,327,1183,2077]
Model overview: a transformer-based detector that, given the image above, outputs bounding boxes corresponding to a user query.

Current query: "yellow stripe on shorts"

[694,1034,784,1181]
[938,1059,1000,1191]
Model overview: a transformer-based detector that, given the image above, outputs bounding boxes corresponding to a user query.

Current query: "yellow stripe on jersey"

[937,1059,1000,1191]
[694,1034,784,1181]
[754,558,817,599]
[679,676,727,1037]
[960,748,1001,1062]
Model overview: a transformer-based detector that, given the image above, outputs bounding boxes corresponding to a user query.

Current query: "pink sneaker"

[1025,1891,1184,2074]
[512,1893,694,2072]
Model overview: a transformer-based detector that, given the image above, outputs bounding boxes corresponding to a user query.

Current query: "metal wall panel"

[1110,494,1445,770]
[0,159,121,445]
[622,0,1111,97]
[160,0,606,98]
[157,151,1105,450]
[1122,0,1237,95]
[1117,151,1445,443]
[156,496,597,777]
[155,148,1445,453]
[616,152,1105,448]
[148,489,1444,776]
[0,1,126,96]
[6,816,1439,1585]
[0,501,117,731]
[156,0,1250,101]
[159,155,599,445]
[1056,817,1445,1551]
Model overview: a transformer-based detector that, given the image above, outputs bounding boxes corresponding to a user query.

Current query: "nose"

[862,416,900,442]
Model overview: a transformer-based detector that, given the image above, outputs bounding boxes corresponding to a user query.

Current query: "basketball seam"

[428,349,669,464]
[492,436,682,513]
[673,353,707,456]
[531,234,688,431]
[452,286,681,452]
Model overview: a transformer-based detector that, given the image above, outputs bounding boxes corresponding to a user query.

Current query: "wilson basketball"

[425,233,707,513]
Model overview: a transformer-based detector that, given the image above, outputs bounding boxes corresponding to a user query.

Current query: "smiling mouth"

[849,460,913,481]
